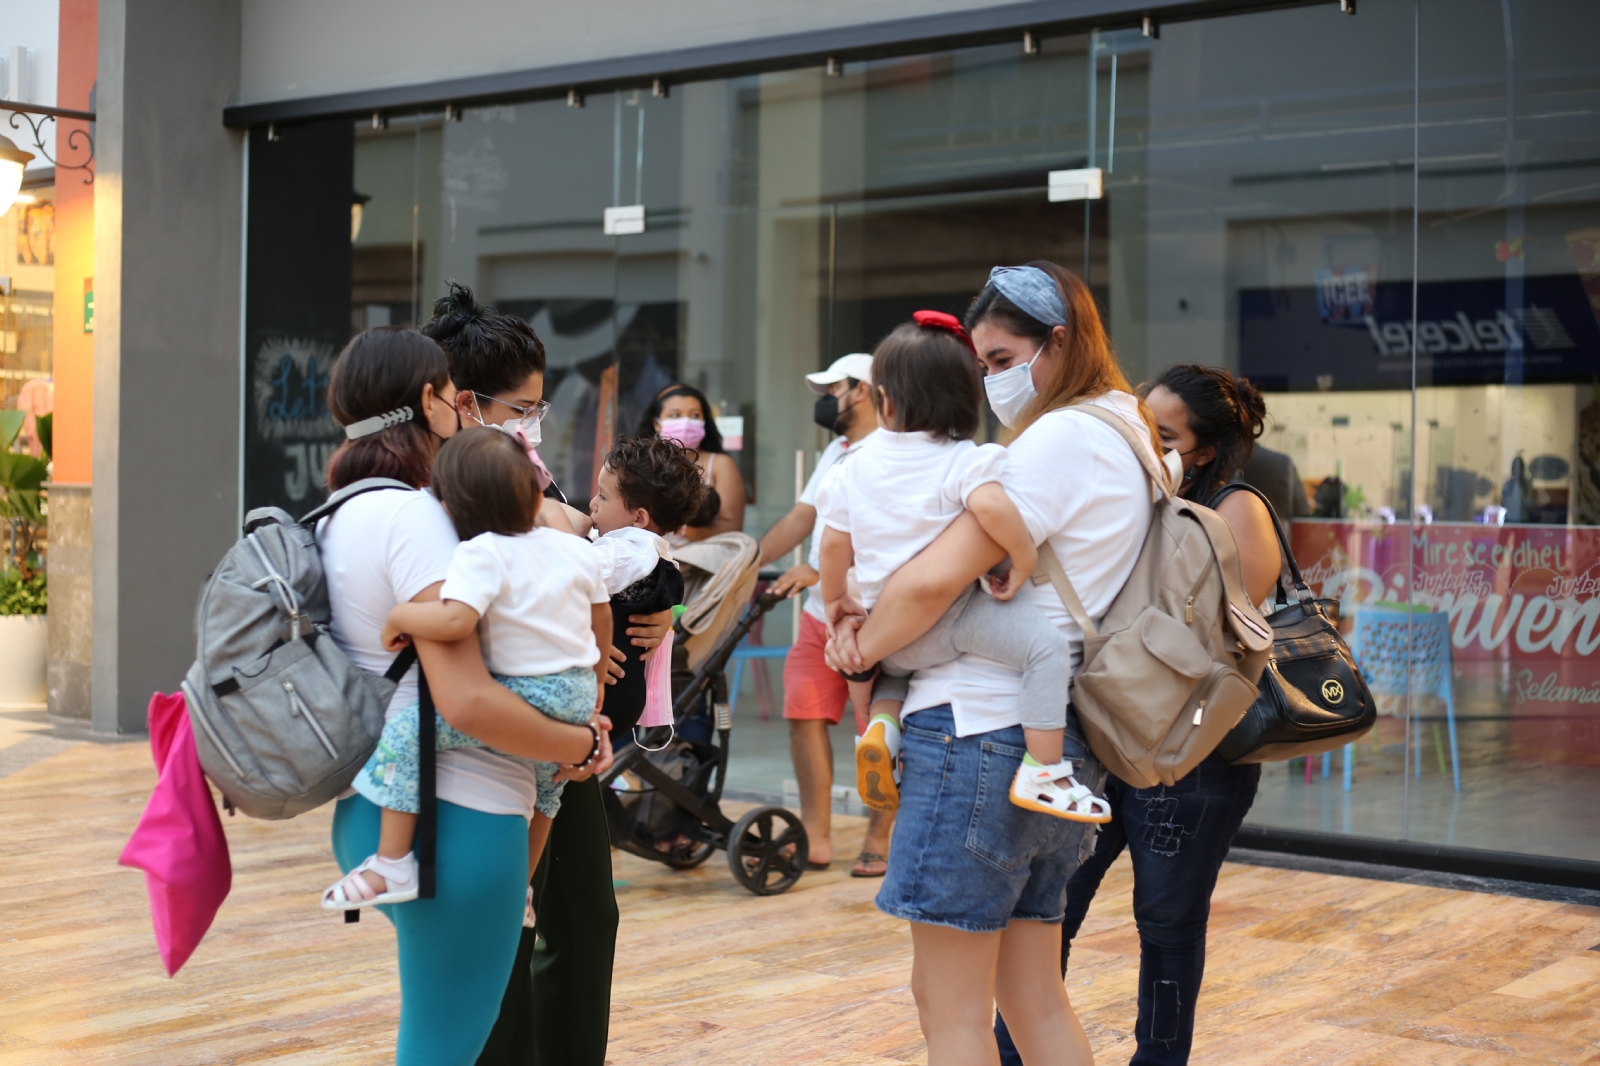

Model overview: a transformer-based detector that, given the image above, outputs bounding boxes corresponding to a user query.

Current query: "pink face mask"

[659,417,707,450]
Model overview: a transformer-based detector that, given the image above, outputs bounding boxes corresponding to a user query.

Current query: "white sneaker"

[524,885,537,929]
[1010,760,1112,823]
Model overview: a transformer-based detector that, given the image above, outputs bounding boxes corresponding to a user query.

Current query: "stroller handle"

[670,588,789,719]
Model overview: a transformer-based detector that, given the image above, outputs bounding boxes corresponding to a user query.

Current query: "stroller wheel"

[661,837,716,869]
[727,806,809,896]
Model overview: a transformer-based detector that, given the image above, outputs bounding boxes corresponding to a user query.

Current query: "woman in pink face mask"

[637,383,746,540]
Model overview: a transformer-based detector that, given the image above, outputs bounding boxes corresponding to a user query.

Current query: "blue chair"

[728,643,789,717]
[1345,604,1461,792]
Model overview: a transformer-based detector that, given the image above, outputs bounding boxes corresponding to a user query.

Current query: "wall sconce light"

[0,134,34,215]
[351,190,372,243]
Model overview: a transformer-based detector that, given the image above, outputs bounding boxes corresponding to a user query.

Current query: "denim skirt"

[876,705,1104,933]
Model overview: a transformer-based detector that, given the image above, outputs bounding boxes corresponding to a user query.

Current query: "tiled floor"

[2,736,1599,1063]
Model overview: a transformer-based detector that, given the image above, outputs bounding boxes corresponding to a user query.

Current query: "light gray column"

[93,0,243,734]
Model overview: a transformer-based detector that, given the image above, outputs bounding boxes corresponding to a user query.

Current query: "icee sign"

[1293,520,1600,766]
[1240,273,1600,390]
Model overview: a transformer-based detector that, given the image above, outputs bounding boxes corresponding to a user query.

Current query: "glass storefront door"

[242,0,1600,872]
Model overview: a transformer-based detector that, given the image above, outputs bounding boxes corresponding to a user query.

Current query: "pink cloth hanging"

[637,628,675,728]
[119,691,233,976]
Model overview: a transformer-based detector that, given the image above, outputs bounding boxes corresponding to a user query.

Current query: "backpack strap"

[416,664,438,900]
[1064,403,1171,500]
[299,477,420,529]
[1186,501,1275,650]
[1033,542,1098,639]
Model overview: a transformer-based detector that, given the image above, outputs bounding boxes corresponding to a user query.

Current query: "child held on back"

[321,427,611,919]
[817,316,1110,823]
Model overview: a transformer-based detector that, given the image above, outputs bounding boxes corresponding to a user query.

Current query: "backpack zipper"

[283,680,340,759]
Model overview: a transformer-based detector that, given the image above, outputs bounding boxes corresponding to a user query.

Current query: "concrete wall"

[93,0,243,733]
[237,0,1027,106]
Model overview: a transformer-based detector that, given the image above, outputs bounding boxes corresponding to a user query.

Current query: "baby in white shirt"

[817,320,1110,825]
[587,435,710,735]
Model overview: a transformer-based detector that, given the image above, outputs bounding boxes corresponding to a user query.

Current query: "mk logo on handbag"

[1321,678,1346,706]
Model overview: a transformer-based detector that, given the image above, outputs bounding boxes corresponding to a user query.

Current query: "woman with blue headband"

[829,261,1163,1066]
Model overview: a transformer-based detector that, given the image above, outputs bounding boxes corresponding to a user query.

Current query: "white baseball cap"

[805,353,874,395]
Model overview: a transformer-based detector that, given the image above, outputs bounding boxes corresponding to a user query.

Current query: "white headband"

[343,406,414,440]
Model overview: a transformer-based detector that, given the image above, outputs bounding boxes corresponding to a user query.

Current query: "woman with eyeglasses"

[635,383,747,539]
[422,284,669,1066]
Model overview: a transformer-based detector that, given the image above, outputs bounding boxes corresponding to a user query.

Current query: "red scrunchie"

[912,310,976,354]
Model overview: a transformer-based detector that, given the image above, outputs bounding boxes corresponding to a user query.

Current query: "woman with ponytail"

[318,327,612,1065]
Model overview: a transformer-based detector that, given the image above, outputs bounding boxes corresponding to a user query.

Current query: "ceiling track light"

[371,112,387,130]
[568,88,585,108]
[1142,16,1160,39]
[444,103,461,122]
[826,57,843,77]
[1023,30,1039,55]
[266,123,280,142]
[652,78,669,99]
[1339,0,1356,12]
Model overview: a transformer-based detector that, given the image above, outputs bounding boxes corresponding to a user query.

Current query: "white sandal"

[523,885,537,929]
[321,852,419,910]
[1011,761,1114,824]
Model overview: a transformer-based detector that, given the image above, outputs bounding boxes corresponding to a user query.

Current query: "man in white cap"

[757,353,892,877]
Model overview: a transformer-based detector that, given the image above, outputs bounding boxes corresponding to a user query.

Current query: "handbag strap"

[1033,541,1098,639]
[1207,481,1312,605]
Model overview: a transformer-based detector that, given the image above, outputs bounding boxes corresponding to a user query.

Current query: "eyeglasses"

[465,391,551,432]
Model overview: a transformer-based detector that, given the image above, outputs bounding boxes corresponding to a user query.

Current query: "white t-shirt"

[440,527,610,677]
[904,392,1157,737]
[320,488,543,819]
[797,432,872,623]
[815,431,1007,610]
[590,526,674,597]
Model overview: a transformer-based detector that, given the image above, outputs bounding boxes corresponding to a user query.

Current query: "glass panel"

[1410,0,1600,860]
[1097,3,1418,839]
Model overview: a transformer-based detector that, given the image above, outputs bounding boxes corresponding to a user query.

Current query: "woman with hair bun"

[993,363,1286,1066]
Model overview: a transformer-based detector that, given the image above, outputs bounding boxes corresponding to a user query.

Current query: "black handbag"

[1207,484,1376,765]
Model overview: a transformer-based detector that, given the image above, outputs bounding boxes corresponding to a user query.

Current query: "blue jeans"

[995,754,1260,1066]
[876,706,1103,932]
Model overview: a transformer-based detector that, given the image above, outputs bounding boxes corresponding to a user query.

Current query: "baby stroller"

[599,532,810,896]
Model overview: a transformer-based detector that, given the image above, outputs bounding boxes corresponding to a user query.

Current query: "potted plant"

[0,410,49,705]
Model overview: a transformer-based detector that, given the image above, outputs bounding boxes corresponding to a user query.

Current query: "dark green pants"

[476,775,619,1066]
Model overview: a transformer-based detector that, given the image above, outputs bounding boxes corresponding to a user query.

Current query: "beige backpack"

[1033,404,1274,788]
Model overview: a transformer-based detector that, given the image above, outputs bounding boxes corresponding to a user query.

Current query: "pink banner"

[1291,520,1600,766]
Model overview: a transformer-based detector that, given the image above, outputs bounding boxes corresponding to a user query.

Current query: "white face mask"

[982,341,1045,427]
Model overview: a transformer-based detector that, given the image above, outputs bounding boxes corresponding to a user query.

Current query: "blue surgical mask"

[982,342,1045,427]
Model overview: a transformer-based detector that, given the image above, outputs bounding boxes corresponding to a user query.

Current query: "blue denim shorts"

[876,705,1105,933]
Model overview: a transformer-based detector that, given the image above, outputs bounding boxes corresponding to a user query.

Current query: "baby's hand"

[988,546,1037,602]
[381,620,412,652]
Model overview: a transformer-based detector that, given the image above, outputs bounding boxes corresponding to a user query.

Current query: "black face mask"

[813,393,854,434]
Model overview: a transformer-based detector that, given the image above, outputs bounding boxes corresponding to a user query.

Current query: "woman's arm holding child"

[964,483,1037,602]
[382,599,482,651]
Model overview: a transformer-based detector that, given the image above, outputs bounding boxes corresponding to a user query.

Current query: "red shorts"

[783,612,851,725]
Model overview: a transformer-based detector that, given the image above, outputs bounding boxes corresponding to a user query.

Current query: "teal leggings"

[332,794,528,1065]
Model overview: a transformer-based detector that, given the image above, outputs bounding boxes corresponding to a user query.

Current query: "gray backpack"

[181,479,419,820]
